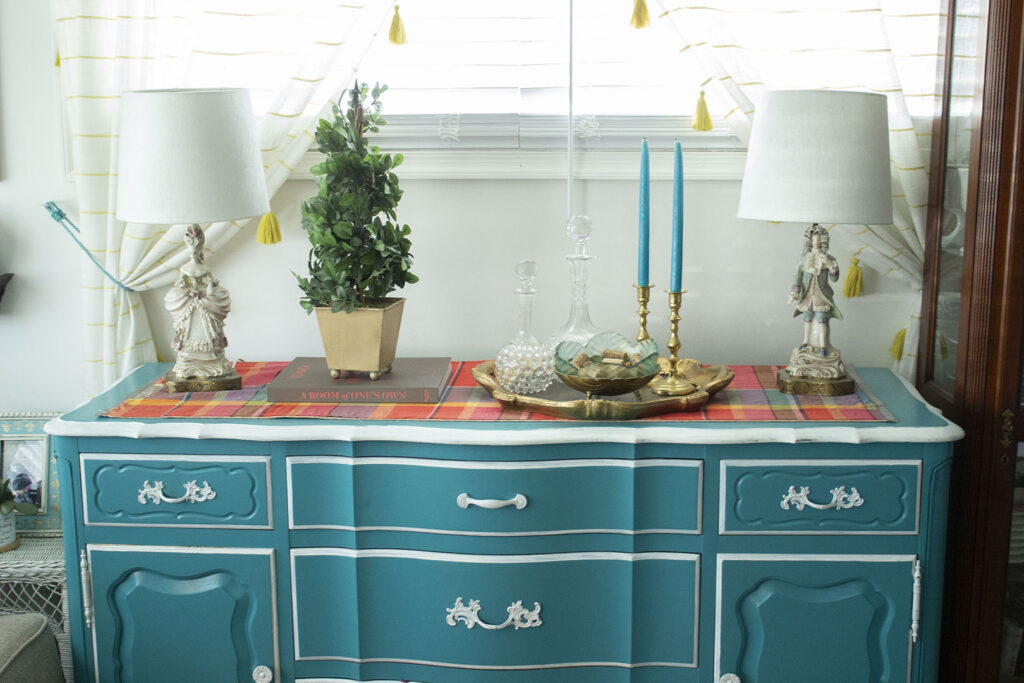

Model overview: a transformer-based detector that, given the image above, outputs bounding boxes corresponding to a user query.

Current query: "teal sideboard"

[46,364,963,683]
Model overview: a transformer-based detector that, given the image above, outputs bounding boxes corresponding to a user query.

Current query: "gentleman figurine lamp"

[737,90,893,395]
[116,89,269,392]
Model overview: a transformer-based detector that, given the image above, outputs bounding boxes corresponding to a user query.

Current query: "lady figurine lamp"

[737,90,892,395]
[164,226,234,384]
[116,89,269,392]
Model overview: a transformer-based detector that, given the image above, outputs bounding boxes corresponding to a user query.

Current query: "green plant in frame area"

[296,82,418,314]
[1,478,38,516]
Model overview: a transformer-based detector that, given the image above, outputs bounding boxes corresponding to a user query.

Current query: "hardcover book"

[267,357,453,404]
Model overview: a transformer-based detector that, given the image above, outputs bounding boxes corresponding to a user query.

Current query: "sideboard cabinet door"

[86,545,278,683]
[716,555,917,683]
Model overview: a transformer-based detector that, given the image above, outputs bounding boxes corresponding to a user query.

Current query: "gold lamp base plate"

[166,371,242,393]
[777,369,856,396]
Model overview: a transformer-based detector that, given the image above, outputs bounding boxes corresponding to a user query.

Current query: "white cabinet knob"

[252,665,272,683]
[720,675,741,683]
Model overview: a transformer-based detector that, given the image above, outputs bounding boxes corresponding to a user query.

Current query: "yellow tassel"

[54,50,61,67]
[889,328,907,361]
[843,257,863,298]
[156,349,166,363]
[257,212,282,245]
[630,0,650,28]
[389,5,407,45]
[692,90,713,131]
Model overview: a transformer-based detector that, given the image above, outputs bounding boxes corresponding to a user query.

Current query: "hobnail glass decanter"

[494,260,555,394]
[549,215,600,347]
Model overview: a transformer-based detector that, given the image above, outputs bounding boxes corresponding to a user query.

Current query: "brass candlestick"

[634,284,652,342]
[650,290,696,396]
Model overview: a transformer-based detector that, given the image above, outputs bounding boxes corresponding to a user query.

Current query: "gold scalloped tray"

[472,360,734,421]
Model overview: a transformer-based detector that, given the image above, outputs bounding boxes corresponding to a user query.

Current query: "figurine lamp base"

[777,369,856,396]
[166,370,242,393]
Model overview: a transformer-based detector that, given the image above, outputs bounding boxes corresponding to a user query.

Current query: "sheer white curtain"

[54,0,392,395]
[655,0,947,378]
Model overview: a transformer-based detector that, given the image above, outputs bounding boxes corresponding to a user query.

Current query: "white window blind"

[351,0,731,150]
[355,0,706,116]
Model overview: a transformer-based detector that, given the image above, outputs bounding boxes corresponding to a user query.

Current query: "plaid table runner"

[101,361,894,422]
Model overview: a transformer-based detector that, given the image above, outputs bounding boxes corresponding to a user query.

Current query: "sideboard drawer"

[288,457,702,535]
[291,548,699,670]
[720,459,921,535]
[81,454,272,528]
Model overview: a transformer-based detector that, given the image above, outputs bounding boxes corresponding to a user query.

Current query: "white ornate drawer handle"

[780,485,864,511]
[446,597,542,630]
[137,480,217,505]
[457,493,528,510]
[252,665,272,683]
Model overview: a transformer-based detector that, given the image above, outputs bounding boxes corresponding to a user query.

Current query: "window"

[347,0,735,156]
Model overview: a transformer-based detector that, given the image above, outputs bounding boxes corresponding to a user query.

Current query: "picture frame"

[0,412,62,534]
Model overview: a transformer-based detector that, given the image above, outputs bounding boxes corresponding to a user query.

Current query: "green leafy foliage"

[1,478,38,516]
[296,82,418,313]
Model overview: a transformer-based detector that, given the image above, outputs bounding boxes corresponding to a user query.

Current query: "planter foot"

[368,365,393,381]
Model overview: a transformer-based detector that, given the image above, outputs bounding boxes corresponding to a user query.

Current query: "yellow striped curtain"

[655,0,950,379]
[53,0,393,395]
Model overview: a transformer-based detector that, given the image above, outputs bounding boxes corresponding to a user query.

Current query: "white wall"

[1,2,917,412]
[0,0,83,412]
[144,177,917,375]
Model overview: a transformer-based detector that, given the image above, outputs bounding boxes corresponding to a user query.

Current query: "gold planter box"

[315,298,405,375]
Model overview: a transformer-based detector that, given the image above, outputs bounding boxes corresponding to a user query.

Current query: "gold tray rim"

[472,360,735,421]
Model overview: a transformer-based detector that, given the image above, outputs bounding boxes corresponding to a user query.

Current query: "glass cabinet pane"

[932,0,981,394]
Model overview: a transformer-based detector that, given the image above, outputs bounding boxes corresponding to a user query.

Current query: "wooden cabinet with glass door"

[997,337,1024,681]
[918,0,1024,680]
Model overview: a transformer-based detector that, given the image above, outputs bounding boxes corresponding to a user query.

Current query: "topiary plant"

[1,478,38,516]
[295,82,417,314]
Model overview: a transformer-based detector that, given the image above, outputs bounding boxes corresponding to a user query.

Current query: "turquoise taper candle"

[670,140,683,291]
[638,139,650,287]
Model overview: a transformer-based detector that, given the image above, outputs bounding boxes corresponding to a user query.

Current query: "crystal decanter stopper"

[550,215,600,347]
[495,260,555,395]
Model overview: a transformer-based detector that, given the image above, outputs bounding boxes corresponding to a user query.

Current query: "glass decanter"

[495,260,555,394]
[549,215,600,347]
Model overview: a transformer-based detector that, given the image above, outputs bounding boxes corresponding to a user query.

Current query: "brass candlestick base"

[650,290,696,396]
[634,284,652,342]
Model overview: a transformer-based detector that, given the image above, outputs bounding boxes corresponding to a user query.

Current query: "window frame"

[295,112,747,181]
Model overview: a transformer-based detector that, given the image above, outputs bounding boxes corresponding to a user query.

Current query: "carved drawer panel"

[719,459,921,535]
[290,548,699,672]
[287,456,702,536]
[81,454,272,528]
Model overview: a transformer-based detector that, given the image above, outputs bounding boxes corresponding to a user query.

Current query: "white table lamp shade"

[737,90,893,225]
[116,89,270,225]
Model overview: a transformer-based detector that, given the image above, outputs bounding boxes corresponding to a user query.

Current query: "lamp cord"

[44,201,135,293]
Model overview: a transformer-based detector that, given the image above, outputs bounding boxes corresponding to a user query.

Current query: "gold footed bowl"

[473,360,734,421]
[554,370,660,400]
